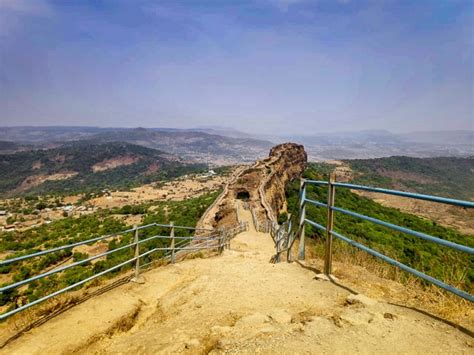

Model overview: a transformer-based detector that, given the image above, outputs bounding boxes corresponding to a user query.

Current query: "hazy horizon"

[1,0,473,135]
[0,124,472,138]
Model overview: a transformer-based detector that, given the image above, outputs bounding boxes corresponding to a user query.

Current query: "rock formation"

[197,143,307,230]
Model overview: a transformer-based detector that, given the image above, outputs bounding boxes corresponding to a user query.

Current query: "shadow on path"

[293,260,358,295]
[293,260,473,338]
[388,302,474,338]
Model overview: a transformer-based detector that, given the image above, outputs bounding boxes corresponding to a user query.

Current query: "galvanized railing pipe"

[298,178,474,302]
[0,246,163,321]
[297,178,307,260]
[0,233,179,293]
[332,182,474,208]
[329,230,474,302]
[0,222,213,267]
[324,173,336,275]
[330,205,474,254]
[0,226,139,266]
[303,199,473,254]
[0,222,238,320]
[303,179,474,208]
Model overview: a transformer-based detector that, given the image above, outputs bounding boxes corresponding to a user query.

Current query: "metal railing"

[269,218,295,263]
[251,208,261,232]
[295,176,474,302]
[251,209,295,264]
[0,222,247,321]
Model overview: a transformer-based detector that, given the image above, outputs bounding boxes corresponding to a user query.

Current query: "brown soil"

[0,173,228,232]
[72,243,109,263]
[14,172,78,193]
[1,207,471,354]
[92,156,139,173]
[376,169,438,184]
[325,160,353,182]
[88,174,228,209]
[63,195,81,204]
[355,190,474,235]
[110,214,144,226]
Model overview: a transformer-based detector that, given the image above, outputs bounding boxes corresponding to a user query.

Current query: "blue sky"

[0,0,472,134]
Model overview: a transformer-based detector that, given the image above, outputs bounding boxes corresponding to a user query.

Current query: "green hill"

[0,142,205,197]
[344,156,474,200]
[286,163,473,292]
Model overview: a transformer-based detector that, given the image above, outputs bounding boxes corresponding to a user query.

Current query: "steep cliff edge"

[197,143,307,230]
[262,143,307,222]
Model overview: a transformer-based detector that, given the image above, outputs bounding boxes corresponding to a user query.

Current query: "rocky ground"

[1,203,471,354]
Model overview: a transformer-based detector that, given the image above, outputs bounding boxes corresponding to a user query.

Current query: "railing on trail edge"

[268,219,294,264]
[294,176,474,302]
[0,222,248,321]
[249,205,295,264]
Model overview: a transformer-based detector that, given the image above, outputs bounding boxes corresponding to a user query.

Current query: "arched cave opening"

[236,190,250,201]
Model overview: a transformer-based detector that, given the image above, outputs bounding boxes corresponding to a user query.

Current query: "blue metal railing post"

[300,179,474,302]
[132,225,141,282]
[286,214,292,262]
[324,173,336,275]
[170,222,176,263]
[297,178,306,260]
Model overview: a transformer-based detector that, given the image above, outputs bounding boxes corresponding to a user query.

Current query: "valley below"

[0,128,472,354]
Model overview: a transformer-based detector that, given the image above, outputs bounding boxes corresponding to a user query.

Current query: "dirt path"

[196,165,247,230]
[238,201,256,233]
[1,209,472,354]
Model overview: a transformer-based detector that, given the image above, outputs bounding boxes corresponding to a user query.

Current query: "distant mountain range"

[0,126,471,162]
[0,141,205,197]
[284,130,474,160]
[400,130,473,145]
[0,126,273,164]
[84,128,272,164]
[287,129,473,145]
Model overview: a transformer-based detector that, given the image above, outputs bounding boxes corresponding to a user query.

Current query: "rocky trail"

[1,202,472,354]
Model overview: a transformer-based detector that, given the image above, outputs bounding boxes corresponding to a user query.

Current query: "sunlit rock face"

[197,142,307,230]
[263,143,307,222]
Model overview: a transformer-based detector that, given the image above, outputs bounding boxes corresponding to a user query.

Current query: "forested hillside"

[286,163,473,292]
[0,191,220,312]
[0,142,205,197]
[345,156,474,200]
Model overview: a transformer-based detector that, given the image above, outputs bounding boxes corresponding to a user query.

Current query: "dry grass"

[300,237,473,331]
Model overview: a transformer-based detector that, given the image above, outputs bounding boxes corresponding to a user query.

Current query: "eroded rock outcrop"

[197,143,307,230]
[262,143,307,222]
